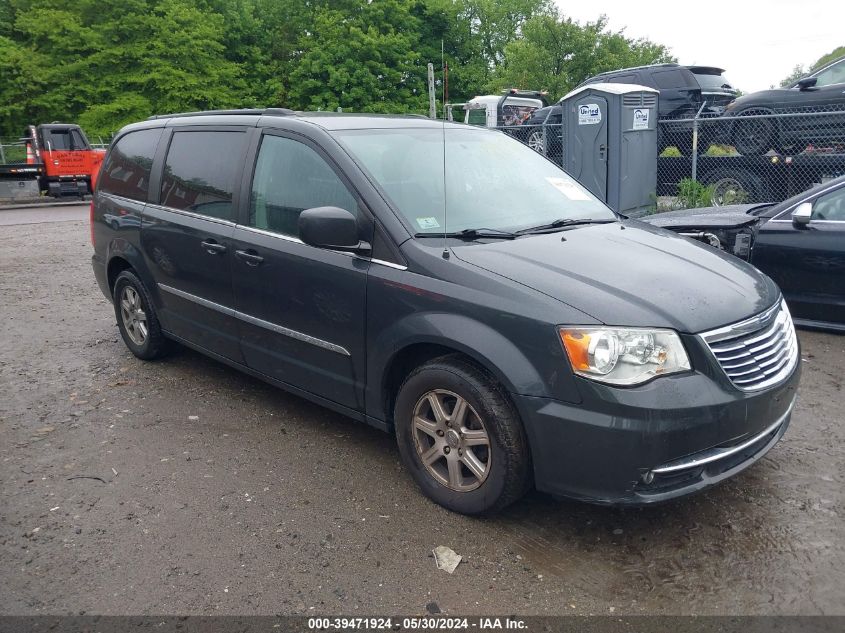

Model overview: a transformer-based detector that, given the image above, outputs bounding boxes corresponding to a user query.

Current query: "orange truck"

[0,124,105,197]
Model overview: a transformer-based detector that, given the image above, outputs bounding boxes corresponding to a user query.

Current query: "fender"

[366,311,550,424]
[106,237,158,303]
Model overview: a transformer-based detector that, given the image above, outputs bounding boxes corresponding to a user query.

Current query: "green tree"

[810,45,845,71]
[287,0,427,113]
[1,0,244,137]
[494,12,674,99]
[780,64,806,87]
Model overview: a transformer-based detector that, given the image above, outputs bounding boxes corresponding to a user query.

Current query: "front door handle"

[201,239,227,255]
[235,249,264,266]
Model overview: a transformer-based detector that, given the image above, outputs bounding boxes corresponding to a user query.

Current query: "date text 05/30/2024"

[307,617,528,630]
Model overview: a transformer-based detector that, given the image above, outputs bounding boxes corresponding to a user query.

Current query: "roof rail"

[591,62,680,77]
[147,108,296,120]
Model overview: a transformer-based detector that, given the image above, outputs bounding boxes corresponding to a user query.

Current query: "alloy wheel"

[120,286,148,346]
[412,389,491,492]
[527,130,546,154]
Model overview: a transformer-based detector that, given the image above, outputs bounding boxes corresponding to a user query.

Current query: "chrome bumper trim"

[651,397,795,475]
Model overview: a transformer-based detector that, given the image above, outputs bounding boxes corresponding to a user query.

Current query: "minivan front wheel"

[395,356,530,514]
[113,269,172,360]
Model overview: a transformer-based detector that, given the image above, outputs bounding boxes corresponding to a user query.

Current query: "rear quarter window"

[652,70,691,90]
[98,128,163,202]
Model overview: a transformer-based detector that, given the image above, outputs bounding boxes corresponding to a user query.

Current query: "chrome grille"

[700,300,798,391]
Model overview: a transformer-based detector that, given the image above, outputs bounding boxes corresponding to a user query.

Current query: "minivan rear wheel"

[394,355,530,514]
[113,269,172,360]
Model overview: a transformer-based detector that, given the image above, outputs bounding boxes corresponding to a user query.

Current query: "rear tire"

[113,269,172,360]
[704,168,767,205]
[527,130,546,155]
[394,355,530,515]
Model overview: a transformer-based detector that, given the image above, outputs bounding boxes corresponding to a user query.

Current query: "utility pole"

[427,63,437,119]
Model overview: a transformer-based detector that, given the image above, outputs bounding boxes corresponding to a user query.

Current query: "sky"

[555,0,844,93]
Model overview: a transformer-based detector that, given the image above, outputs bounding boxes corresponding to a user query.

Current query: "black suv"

[578,63,738,153]
[91,109,799,514]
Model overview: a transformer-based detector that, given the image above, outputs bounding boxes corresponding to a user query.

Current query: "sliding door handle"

[201,240,227,255]
[235,249,264,266]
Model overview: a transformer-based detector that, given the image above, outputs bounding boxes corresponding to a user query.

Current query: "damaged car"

[643,175,845,331]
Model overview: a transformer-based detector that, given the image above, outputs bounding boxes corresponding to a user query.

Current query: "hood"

[725,90,791,111]
[642,205,763,230]
[451,221,780,333]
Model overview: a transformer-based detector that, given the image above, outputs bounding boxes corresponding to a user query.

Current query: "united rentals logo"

[578,103,601,125]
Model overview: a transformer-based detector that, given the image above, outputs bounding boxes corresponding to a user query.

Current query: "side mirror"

[796,77,817,91]
[299,206,371,253]
[792,201,813,226]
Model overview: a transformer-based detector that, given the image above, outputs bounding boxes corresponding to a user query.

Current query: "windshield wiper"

[515,218,616,234]
[415,228,517,240]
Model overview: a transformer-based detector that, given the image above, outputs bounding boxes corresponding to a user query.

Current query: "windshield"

[334,127,615,235]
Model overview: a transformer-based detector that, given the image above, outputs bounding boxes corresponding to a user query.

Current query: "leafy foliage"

[676,177,715,209]
[0,0,672,137]
[494,12,674,97]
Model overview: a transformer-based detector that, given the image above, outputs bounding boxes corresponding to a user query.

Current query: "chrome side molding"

[157,283,351,356]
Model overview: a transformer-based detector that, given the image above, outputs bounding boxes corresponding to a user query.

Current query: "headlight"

[559,327,691,386]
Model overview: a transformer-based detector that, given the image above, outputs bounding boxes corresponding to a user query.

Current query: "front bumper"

[513,350,800,505]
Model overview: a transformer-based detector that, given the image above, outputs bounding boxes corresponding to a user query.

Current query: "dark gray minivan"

[91,109,800,514]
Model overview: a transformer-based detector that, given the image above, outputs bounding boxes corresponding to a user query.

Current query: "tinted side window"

[812,187,845,221]
[160,131,247,221]
[813,59,845,87]
[249,135,357,237]
[652,70,688,89]
[99,128,163,202]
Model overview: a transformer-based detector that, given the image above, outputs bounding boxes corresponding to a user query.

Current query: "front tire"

[733,109,776,156]
[113,269,172,360]
[394,355,530,515]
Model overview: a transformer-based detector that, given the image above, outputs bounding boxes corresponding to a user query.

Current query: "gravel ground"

[1,212,843,616]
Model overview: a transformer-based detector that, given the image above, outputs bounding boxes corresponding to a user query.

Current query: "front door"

[140,128,249,361]
[230,131,370,410]
[568,95,608,201]
[754,185,845,324]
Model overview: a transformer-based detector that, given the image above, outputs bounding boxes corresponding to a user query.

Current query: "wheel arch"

[368,313,547,428]
[105,238,155,298]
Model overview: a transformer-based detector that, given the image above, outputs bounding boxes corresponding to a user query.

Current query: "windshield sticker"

[578,103,602,125]
[416,217,441,230]
[546,177,592,200]
[633,108,650,130]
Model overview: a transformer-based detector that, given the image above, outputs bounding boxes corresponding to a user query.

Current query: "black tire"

[732,109,776,156]
[704,168,768,205]
[394,355,530,515]
[112,269,172,360]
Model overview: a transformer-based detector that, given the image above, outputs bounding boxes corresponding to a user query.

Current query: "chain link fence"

[655,108,845,210]
[499,107,845,212]
[499,122,566,167]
